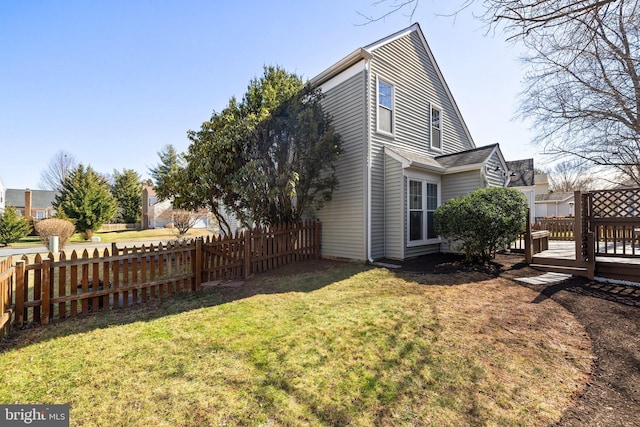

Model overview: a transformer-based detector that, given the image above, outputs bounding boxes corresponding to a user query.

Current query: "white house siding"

[441,170,482,203]
[368,31,475,260]
[316,71,368,261]
[384,154,404,260]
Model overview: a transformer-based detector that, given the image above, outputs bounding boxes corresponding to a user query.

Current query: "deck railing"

[536,217,574,241]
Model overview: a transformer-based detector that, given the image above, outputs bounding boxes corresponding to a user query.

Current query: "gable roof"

[506,159,534,187]
[6,189,58,209]
[435,144,499,169]
[386,143,510,174]
[311,23,475,148]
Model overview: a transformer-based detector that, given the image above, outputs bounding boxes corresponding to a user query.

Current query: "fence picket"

[102,249,110,310]
[58,252,67,319]
[81,250,89,315]
[1,222,320,332]
[70,251,78,317]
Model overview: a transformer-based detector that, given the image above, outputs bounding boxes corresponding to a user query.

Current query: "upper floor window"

[377,78,394,135]
[430,105,442,151]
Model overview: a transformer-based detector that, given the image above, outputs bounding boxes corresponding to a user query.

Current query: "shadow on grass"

[0,260,370,353]
[523,276,640,308]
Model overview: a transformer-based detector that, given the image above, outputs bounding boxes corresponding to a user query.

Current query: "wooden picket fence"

[0,221,320,332]
[0,256,14,338]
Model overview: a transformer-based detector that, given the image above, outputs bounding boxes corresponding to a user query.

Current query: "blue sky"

[0,0,539,190]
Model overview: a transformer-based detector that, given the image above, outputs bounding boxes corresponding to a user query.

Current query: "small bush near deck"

[435,187,528,263]
[35,218,75,250]
[0,206,31,246]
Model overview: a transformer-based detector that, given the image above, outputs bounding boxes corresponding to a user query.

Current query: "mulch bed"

[382,251,640,427]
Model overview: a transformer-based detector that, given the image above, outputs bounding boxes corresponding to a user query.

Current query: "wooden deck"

[532,241,640,283]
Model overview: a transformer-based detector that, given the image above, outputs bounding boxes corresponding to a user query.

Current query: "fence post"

[524,218,533,264]
[574,191,583,261]
[586,231,595,279]
[111,242,118,256]
[14,261,25,327]
[194,238,202,291]
[244,230,251,279]
[41,259,51,325]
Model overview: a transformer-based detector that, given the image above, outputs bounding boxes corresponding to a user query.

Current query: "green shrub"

[0,206,32,246]
[434,187,528,263]
[34,218,76,250]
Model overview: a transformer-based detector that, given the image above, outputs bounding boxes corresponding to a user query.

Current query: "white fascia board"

[319,60,367,93]
[384,146,412,168]
[364,24,419,51]
[310,48,372,88]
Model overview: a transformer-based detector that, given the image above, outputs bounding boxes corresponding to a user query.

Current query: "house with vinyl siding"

[311,23,522,262]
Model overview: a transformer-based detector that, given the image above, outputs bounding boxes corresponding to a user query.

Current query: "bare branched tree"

[547,160,598,192]
[39,150,78,191]
[519,0,640,186]
[159,208,208,236]
[357,0,619,36]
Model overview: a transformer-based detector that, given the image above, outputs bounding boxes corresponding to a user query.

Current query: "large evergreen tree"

[148,145,185,202]
[178,66,341,234]
[0,206,31,246]
[53,164,117,239]
[112,168,142,223]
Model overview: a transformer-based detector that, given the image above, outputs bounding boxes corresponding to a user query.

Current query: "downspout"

[366,57,374,263]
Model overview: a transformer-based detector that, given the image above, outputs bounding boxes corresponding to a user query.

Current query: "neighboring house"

[5,188,58,219]
[141,185,173,229]
[311,23,520,262]
[506,159,536,223]
[533,172,575,219]
[535,192,575,218]
[141,184,239,234]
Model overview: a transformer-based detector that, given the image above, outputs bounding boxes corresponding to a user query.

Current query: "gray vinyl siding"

[316,71,368,261]
[441,170,483,203]
[405,242,441,258]
[384,154,404,260]
[485,152,507,187]
[368,31,475,260]
[370,31,474,157]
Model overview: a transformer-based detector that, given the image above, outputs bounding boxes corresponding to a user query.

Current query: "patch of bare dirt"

[384,251,640,427]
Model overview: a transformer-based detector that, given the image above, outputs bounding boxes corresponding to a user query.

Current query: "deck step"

[530,263,589,277]
[531,257,578,268]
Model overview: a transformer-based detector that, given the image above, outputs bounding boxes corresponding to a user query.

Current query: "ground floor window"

[407,178,439,245]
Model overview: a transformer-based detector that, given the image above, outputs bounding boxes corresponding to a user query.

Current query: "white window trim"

[405,171,441,247]
[376,75,395,137]
[430,103,443,152]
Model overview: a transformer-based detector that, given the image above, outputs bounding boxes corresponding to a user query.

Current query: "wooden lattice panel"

[590,188,640,219]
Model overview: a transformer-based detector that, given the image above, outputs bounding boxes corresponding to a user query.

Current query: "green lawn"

[0,261,592,426]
